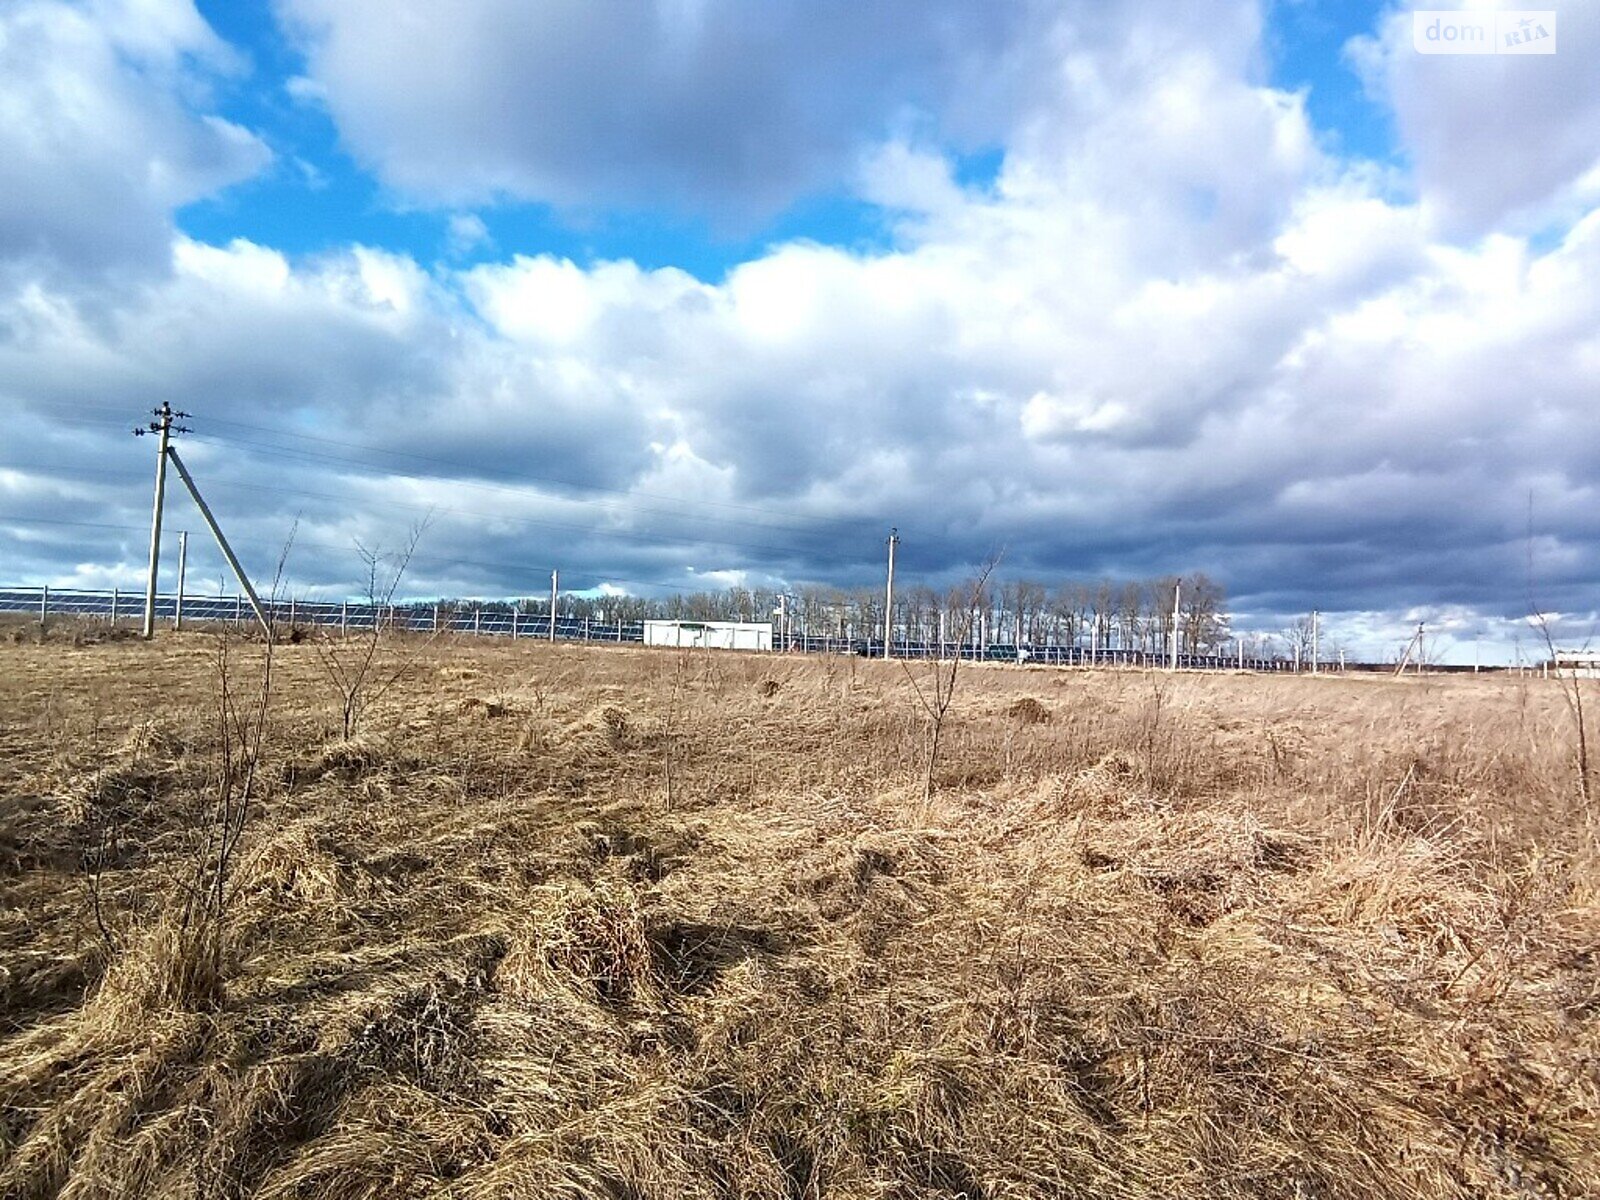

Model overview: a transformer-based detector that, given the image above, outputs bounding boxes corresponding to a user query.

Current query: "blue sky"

[3,0,1600,663]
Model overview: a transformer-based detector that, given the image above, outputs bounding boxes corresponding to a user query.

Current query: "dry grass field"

[1,623,1597,1199]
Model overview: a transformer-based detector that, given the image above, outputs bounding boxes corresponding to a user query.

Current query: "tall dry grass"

[0,628,1596,1198]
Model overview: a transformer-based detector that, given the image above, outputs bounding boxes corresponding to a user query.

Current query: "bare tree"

[1283,615,1316,666]
[1181,573,1229,654]
[314,518,434,739]
[1116,582,1143,652]
[1147,577,1179,655]
[173,531,294,1006]
[903,555,1002,808]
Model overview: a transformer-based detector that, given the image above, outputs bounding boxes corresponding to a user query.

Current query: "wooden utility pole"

[883,528,898,660]
[1394,623,1425,676]
[136,403,187,639]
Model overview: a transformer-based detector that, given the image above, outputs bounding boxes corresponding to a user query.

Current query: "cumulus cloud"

[271,0,1103,219]
[0,0,269,276]
[289,0,1064,215]
[1347,1,1600,238]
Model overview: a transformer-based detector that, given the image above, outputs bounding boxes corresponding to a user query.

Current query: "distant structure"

[643,619,773,652]
[1550,651,1600,679]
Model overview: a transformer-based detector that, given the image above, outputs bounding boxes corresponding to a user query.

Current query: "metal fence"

[1,585,1386,672]
[0,587,638,642]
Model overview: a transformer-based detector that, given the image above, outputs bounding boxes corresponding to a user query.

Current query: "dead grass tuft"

[512,876,657,1005]
[1007,696,1051,724]
[90,916,227,1018]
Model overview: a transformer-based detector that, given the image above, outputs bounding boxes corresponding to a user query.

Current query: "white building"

[643,619,773,652]
[1552,651,1600,679]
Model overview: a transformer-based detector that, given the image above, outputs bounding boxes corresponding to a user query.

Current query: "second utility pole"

[1170,577,1181,670]
[883,527,898,660]
[174,530,188,630]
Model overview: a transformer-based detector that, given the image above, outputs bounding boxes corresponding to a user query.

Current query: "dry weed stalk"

[1526,498,1593,824]
[661,645,690,811]
[1529,609,1594,823]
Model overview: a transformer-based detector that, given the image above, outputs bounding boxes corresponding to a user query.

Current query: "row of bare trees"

[471,572,1235,654]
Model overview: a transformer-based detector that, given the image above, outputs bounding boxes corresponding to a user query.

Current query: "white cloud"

[271,0,1087,217]
[0,0,269,274]
[445,213,490,257]
[1348,1,1600,238]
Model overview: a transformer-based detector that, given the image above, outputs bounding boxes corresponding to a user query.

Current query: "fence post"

[340,601,347,635]
[111,587,119,626]
[39,585,48,627]
[511,609,518,639]
[235,594,243,624]
[474,607,481,635]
